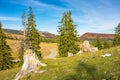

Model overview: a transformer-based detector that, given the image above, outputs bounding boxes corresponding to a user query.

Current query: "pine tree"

[95,36,102,50]
[113,23,120,46]
[58,11,80,57]
[25,7,41,59]
[103,40,110,49]
[0,21,14,70]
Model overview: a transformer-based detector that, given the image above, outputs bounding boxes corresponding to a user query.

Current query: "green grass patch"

[0,46,120,80]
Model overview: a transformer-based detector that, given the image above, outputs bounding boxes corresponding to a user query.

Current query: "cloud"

[0,16,21,21]
[3,0,120,35]
[10,0,67,11]
[61,0,120,34]
[10,0,68,19]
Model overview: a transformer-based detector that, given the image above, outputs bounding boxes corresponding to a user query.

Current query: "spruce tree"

[113,23,120,46]
[95,36,102,50]
[0,22,14,70]
[58,11,80,57]
[103,40,110,49]
[25,7,41,59]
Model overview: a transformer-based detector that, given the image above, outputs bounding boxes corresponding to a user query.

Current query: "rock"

[89,47,98,52]
[77,50,83,54]
[59,60,65,63]
[101,53,111,57]
[81,40,98,53]
[81,40,91,52]
[14,49,47,80]
[12,59,20,63]
[68,52,73,57]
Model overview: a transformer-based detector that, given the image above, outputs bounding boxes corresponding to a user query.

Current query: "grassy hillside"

[0,46,120,80]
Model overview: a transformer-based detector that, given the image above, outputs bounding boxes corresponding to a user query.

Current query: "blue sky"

[0,0,120,35]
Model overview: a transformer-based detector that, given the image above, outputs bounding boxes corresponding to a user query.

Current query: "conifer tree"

[0,22,14,70]
[58,11,80,57]
[95,36,102,50]
[25,7,41,59]
[103,40,110,49]
[113,23,120,46]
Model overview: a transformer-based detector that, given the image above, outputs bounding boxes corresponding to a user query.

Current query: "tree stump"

[14,49,47,80]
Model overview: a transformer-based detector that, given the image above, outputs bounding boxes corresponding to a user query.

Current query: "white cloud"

[10,0,68,19]
[0,16,21,21]
[5,0,120,35]
[11,0,67,11]
[61,0,120,35]
[74,13,119,35]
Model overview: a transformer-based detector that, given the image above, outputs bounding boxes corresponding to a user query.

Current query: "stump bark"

[14,49,46,80]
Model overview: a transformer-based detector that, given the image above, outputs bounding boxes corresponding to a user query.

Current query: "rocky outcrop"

[81,40,91,52]
[81,40,98,53]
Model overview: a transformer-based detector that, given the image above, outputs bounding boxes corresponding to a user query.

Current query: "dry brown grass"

[6,39,58,58]
[40,42,57,57]
[5,32,24,39]
[6,39,21,59]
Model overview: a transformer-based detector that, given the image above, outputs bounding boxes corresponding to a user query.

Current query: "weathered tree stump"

[14,49,47,80]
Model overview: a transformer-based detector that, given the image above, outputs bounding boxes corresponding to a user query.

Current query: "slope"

[0,46,120,80]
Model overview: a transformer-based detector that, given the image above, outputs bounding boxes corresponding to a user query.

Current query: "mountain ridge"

[3,29,56,39]
[3,29,115,40]
[80,32,115,40]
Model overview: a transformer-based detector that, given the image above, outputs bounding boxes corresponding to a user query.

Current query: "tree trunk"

[14,49,46,80]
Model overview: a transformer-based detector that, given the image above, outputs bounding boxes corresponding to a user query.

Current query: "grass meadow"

[0,40,120,80]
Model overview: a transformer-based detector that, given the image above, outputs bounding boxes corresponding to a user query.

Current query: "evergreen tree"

[58,11,80,57]
[25,7,41,59]
[95,36,102,50]
[0,22,14,70]
[103,40,110,49]
[113,23,120,46]
[18,11,26,65]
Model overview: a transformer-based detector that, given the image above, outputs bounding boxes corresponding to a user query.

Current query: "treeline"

[6,36,22,40]
[3,29,23,35]
[6,35,57,43]
[93,23,120,49]
[41,37,57,43]
[91,37,112,50]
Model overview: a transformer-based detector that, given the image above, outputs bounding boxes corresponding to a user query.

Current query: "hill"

[0,46,120,80]
[3,29,23,35]
[40,31,57,38]
[80,32,115,41]
[3,29,57,39]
